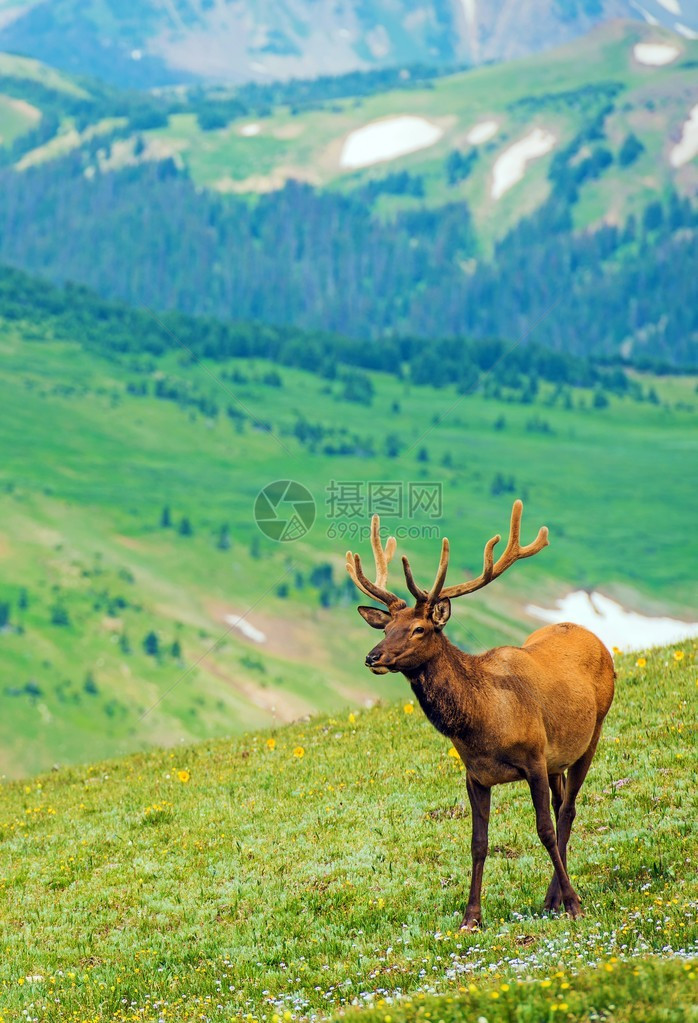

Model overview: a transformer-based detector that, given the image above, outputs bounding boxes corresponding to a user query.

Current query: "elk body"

[346,502,614,928]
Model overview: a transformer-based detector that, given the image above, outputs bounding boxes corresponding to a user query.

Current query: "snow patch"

[240,123,261,137]
[459,0,479,60]
[339,115,443,169]
[675,22,698,39]
[670,103,698,166]
[526,591,698,652]
[633,42,680,65]
[491,128,555,200]
[655,0,681,13]
[632,4,660,26]
[225,614,266,644]
[466,119,498,144]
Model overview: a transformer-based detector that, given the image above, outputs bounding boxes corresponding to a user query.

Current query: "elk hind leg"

[526,761,581,919]
[544,725,602,913]
[543,772,565,912]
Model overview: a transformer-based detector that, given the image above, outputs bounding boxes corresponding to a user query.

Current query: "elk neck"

[403,635,485,740]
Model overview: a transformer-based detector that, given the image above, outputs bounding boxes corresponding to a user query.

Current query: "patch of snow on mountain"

[630,3,660,26]
[491,128,555,200]
[466,120,498,144]
[526,591,698,652]
[340,116,443,169]
[633,42,680,65]
[674,22,698,39]
[670,103,698,166]
[225,614,266,644]
[655,0,681,14]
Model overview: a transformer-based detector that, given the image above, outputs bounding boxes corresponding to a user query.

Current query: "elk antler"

[401,537,450,605]
[346,515,406,610]
[402,500,549,605]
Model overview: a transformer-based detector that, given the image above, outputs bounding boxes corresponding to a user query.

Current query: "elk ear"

[357,605,391,630]
[430,597,451,630]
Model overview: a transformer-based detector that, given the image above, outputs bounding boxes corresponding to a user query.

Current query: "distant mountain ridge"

[0,0,697,86]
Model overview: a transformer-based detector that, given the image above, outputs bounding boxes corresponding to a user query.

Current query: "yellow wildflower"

[673,650,684,661]
[177,770,190,783]
[293,746,305,758]
[448,747,460,759]
[403,703,414,715]
[266,738,276,750]
[348,713,356,724]
[636,657,646,668]
[612,645,621,654]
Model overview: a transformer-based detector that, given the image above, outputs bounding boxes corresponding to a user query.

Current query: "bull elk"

[346,501,614,929]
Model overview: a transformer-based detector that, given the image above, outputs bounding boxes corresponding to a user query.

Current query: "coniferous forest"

[0,154,695,368]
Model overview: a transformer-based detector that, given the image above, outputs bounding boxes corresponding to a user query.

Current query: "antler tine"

[401,555,427,602]
[346,515,404,609]
[401,536,450,606]
[440,500,548,600]
[492,499,548,574]
[426,538,450,605]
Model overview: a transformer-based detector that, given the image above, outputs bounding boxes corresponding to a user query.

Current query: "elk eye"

[413,626,425,636]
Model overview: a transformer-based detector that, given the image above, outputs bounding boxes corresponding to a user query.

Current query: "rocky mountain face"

[0,0,696,86]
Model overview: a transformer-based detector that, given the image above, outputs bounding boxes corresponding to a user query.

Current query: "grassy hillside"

[0,644,695,1021]
[147,22,697,243]
[0,301,696,777]
[0,22,696,245]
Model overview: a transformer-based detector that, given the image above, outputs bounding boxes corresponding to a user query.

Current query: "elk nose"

[365,651,380,667]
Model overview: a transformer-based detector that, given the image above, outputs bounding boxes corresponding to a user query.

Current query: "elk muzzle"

[365,646,391,675]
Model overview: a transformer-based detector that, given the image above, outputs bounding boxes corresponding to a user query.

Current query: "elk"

[346,502,614,929]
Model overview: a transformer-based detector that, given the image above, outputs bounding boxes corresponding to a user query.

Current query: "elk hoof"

[563,895,583,919]
[460,914,482,932]
[543,880,562,913]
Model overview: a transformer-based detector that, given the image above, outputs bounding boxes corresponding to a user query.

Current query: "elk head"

[347,501,549,675]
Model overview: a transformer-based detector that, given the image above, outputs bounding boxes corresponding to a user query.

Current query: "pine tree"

[143,631,160,656]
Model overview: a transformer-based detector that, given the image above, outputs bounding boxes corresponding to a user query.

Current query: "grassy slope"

[0,50,87,95]
[142,22,698,243]
[0,319,696,777]
[0,644,695,1021]
[1,23,696,245]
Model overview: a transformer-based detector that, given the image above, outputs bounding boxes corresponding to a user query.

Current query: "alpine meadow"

[0,3,695,1022]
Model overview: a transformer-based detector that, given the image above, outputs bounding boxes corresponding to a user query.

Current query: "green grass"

[0,320,695,776]
[0,50,88,97]
[0,643,695,1021]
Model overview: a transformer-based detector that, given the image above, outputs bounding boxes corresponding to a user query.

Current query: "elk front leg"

[526,762,581,919]
[461,773,491,930]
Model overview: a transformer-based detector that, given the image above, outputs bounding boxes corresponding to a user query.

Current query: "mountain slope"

[0,645,695,1020]
[0,265,696,776]
[0,24,696,365]
[0,0,697,86]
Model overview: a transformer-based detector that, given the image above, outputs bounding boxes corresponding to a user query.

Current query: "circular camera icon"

[254,480,316,542]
